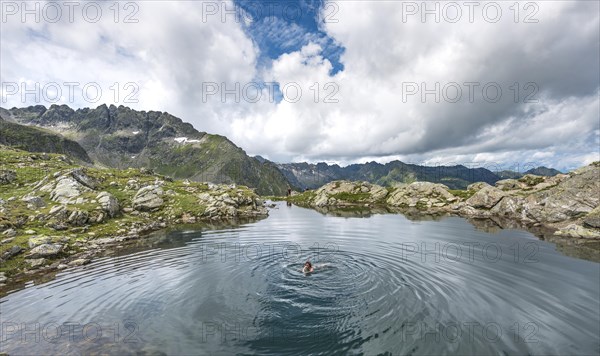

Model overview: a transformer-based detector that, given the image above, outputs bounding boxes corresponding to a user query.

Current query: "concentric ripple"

[1,203,599,355]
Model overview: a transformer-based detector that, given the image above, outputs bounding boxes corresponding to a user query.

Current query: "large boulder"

[97,192,120,217]
[312,181,388,207]
[50,176,88,204]
[465,186,505,209]
[490,196,523,218]
[387,182,455,208]
[27,243,63,258]
[525,163,599,223]
[133,185,164,211]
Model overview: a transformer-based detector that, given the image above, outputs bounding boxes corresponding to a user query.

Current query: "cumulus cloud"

[1,0,598,171]
[230,0,599,170]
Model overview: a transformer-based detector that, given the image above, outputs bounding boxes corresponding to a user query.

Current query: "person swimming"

[302,261,314,273]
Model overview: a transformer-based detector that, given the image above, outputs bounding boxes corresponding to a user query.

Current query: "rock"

[369,185,390,202]
[518,174,545,187]
[311,181,390,207]
[50,176,88,204]
[25,229,36,234]
[0,170,16,185]
[556,224,600,239]
[26,258,46,268]
[97,192,120,217]
[2,245,23,260]
[2,228,16,237]
[126,180,139,190]
[1,237,15,244]
[465,186,505,209]
[181,213,197,224]
[22,195,46,208]
[123,207,134,213]
[526,164,599,223]
[28,235,52,248]
[490,196,523,218]
[140,167,154,175]
[57,264,68,270]
[387,182,454,208]
[583,206,600,228]
[28,243,63,257]
[494,179,522,190]
[70,168,99,189]
[68,258,90,266]
[49,205,66,215]
[67,210,89,226]
[467,182,491,192]
[48,223,68,231]
[0,272,6,283]
[314,194,329,207]
[133,185,164,211]
[532,182,555,191]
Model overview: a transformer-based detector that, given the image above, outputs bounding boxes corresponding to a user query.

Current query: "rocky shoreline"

[2,143,598,295]
[284,162,600,241]
[0,146,268,293]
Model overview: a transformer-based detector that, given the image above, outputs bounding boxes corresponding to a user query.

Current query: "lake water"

[1,202,599,355]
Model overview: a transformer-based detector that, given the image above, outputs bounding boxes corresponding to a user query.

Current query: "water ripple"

[1,203,598,355]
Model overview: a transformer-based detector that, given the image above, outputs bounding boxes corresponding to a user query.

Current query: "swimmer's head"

[304,261,312,269]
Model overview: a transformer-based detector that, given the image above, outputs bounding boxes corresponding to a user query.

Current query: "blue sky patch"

[235,0,344,75]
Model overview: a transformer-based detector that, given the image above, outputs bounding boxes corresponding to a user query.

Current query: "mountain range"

[271,161,561,190]
[0,104,561,193]
[0,105,289,195]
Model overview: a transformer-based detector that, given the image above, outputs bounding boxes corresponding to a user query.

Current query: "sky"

[0,0,599,171]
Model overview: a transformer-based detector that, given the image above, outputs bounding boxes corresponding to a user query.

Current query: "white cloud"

[228,0,599,170]
[1,0,598,170]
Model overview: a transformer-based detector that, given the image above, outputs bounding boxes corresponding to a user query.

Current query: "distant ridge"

[270,160,562,190]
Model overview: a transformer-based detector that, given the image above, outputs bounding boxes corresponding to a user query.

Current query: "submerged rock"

[556,224,600,239]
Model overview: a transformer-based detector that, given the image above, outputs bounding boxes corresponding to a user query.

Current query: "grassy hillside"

[0,118,91,163]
